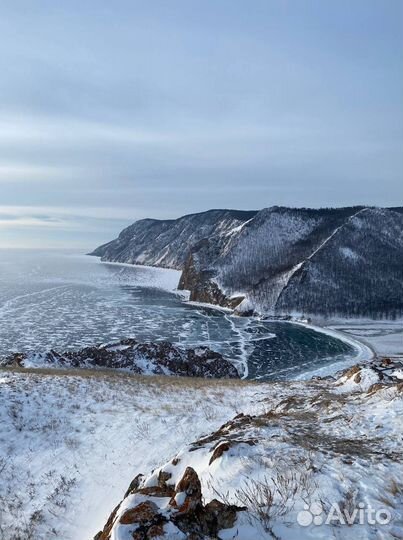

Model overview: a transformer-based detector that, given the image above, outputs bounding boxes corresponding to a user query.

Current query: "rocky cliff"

[90,209,257,269]
[91,206,403,318]
[1,339,239,378]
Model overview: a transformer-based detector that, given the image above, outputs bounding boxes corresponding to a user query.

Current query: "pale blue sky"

[0,0,402,248]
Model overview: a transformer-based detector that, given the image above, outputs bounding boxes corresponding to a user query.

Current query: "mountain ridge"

[90,205,403,318]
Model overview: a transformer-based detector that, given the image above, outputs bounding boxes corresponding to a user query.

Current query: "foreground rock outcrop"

[95,356,403,539]
[0,339,239,379]
[94,466,243,540]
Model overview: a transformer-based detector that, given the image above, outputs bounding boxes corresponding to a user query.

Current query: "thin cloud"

[0,0,401,247]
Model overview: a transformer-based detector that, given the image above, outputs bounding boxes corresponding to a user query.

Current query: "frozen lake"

[0,249,365,380]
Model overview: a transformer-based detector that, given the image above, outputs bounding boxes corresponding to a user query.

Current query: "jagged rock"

[0,339,240,379]
[158,470,172,487]
[97,465,245,539]
[209,442,231,464]
[93,502,121,540]
[137,485,175,498]
[169,469,243,537]
[119,501,159,525]
[203,499,242,532]
[188,414,256,453]
[146,523,165,538]
[342,365,361,379]
[178,245,242,308]
[336,357,403,390]
[124,473,144,497]
[366,382,388,395]
[170,467,202,514]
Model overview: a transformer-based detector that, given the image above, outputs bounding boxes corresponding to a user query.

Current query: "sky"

[0,0,402,249]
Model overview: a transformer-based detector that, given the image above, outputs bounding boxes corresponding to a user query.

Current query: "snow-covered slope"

[2,356,402,540]
[275,208,403,318]
[96,357,403,539]
[91,206,403,318]
[179,206,403,318]
[89,209,257,269]
[0,371,260,540]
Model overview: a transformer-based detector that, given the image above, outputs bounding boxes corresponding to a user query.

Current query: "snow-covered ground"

[0,323,402,540]
[98,359,403,540]
[0,370,265,539]
[327,320,403,357]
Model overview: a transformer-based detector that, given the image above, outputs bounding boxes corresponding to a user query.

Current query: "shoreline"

[180,297,377,379]
[291,321,375,379]
[95,256,388,380]
[97,258,182,293]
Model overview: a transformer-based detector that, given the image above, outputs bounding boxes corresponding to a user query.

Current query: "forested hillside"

[90,209,257,269]
[91,206,403,318]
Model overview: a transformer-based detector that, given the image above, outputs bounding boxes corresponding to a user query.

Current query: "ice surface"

[0,250,363,381]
